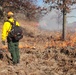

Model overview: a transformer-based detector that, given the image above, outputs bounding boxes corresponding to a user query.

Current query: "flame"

[70,35,76,47]
[45,32,76,48]
[1,44,36,52]
[1,32,76,51]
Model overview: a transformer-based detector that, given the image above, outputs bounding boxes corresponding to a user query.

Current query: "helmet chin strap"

[7,15,14,19]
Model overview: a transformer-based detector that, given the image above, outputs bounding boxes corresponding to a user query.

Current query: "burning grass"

[1,31,76,52]
[0,20,76,75]
[45,32,76,49]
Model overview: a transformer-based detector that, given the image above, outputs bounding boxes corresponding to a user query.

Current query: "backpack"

[8,20,23,41]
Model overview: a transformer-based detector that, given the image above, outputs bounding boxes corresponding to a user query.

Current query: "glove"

[2,41,5,45]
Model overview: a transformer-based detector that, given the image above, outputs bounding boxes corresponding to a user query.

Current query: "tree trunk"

[62,0,66,41]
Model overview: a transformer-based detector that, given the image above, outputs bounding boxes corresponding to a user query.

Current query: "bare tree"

[43,0,76,40]
[0,0,40,20]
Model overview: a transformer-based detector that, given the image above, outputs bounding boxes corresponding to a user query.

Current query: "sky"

[37,0,76,23]
[67,8,76,23]
[37,0,43,6]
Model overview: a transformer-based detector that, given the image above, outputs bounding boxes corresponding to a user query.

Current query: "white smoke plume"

[39,9,63,31]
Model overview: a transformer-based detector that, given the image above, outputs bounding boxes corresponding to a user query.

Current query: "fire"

[69,35,76,47]
[62,41,67,47]
[1,32,76,51]
[45,32,76,48]
[1,44,36,51]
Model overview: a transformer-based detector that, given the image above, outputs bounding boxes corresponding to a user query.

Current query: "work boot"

[13,62,17,65]
[17,60,20,63]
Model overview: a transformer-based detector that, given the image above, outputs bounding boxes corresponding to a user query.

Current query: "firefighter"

[1,11,20,65]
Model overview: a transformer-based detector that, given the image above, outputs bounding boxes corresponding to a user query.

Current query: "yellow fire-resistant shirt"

[2,18,20,41]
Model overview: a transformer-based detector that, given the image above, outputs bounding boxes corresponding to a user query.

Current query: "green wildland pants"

[8,41,20,64]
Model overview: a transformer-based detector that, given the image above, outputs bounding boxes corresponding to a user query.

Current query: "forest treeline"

[0,0,76,21]
[0,0,42,21]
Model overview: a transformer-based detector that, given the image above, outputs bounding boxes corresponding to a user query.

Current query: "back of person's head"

[7,11,14,18]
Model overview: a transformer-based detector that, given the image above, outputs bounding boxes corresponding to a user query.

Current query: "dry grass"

[0,19,76,75]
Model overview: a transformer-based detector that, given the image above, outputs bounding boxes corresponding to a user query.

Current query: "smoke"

[38,9,63,31]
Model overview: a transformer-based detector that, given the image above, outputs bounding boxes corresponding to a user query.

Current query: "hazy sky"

[37,0,76,23]
[67,8,76,23]
[39,9,62,31]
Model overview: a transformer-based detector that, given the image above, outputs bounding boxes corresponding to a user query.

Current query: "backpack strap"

[7,20,16,27]
[13,20,16,25]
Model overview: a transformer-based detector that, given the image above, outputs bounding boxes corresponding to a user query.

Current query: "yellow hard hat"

[7,11,14,17]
